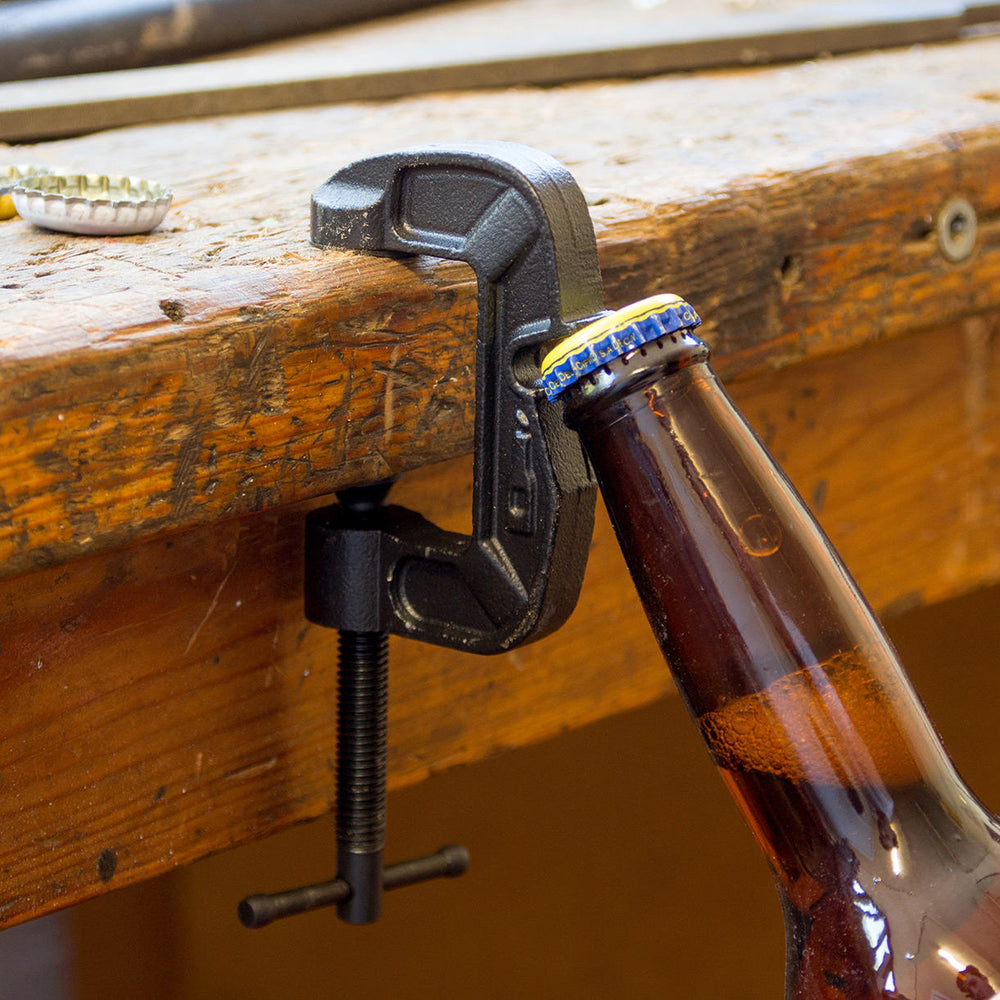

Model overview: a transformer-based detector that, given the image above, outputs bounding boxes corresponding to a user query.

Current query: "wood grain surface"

[2,37,1000,580]
[2,314,999,927]
[2,38,1000,927]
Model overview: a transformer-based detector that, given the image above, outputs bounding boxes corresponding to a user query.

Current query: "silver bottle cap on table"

[11,173,173,235]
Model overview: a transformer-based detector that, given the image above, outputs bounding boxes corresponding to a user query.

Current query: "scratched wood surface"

[2,37,1000,581]
[2,315,1000,927]
[2,40,1000,926]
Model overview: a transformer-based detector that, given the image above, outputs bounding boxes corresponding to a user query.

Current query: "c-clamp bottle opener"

[239,142,606,927]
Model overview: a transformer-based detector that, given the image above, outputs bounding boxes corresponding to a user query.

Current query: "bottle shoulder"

[775,775,1000,1000]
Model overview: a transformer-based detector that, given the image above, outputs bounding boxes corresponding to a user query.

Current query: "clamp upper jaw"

[307,142,606,654]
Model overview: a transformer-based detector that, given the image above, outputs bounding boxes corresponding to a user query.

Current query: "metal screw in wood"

[937,197,978,263]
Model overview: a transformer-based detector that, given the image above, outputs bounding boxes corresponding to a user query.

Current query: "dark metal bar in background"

[2,0,1000,142]
[0,0,457,82]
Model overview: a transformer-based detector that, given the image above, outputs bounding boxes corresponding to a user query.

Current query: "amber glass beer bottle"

[540,296,1000,1000]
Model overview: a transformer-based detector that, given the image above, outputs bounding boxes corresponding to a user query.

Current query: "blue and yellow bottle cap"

[539,294,702,401]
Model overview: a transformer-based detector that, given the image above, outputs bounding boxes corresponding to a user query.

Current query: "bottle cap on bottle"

[539,294,702,401]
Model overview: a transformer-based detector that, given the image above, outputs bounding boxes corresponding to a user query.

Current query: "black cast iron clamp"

[238,142,606,928]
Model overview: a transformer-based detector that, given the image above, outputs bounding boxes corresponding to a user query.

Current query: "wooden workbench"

[2,30,1000,928]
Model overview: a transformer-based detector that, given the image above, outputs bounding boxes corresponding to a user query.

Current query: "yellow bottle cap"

[539,294,701,401]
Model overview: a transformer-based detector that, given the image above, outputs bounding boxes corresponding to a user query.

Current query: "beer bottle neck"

[563,351,980,881]
[543,299,1000,997]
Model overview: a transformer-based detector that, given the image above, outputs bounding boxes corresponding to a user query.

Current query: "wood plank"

[2,37,1000,580]
[2,315,999,927]
[3,40,1000,927]
[2,0,998,139]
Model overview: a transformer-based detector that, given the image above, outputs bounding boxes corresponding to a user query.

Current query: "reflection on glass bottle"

[540,296,1000,1000]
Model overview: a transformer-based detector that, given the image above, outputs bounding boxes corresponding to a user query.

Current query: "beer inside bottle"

[541,296,1000,1000]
